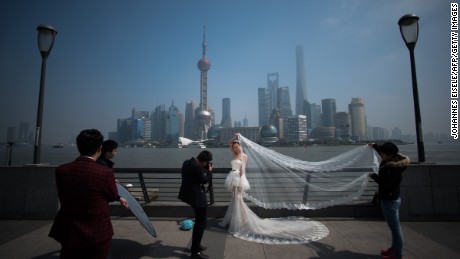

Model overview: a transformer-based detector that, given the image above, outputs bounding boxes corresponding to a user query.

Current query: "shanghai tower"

[295,45,307,115]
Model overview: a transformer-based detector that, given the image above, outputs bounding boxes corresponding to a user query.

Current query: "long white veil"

[239,135,379,210]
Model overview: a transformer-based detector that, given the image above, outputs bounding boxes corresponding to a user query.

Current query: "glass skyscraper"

[348,98,367,141]
[184,101,197,139]
[321,98,336,127]
[151,104,166,142]
[267,73,279,113]
[277,86,292,118]
[295,45,307,115]
[166,102,182,142]
[258,87,270,126]
[221,98,232,128]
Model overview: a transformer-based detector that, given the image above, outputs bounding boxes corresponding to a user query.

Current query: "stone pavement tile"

[0,222,60,259]
[263,243,316,259]
[224,234,267,258]
[112,219,190,259]
[1,220,460,259]
[0,220,50,246]
[203,219,228,258]
[402,222,460,259]
[306,220,383,259]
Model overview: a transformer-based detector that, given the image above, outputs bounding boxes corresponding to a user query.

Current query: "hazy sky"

[0,0,455,144]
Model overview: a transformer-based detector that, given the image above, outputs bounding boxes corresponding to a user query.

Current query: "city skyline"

[0,0,454,144]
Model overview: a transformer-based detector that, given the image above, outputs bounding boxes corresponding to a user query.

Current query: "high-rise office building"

[258,87,270,126]
[335,112,351,139]
[321,98,336,127]
[277,86,292,138]
[277,86,292,118]
[166,102,182,142]
[117,118,132,144]
[372,126,389,140]
[151,104,167,142]
[304,101,321,131]
[304,100,312,130]
[184,101,197,139]
[391,127,403,140]
[131,108,150,141]
[131,108,149,120]
[267,73,279,113]
[313,104,322,129]
[348,98,367,141]
[221,98,232,128]
[143,118,151,141]
[287,115,307,142]
[270,109,284,140]
[208,107,215,127]
[132,118,145,140]
[295,45,307,115]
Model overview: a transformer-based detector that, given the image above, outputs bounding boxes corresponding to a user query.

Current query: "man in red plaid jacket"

[49,129,122,259]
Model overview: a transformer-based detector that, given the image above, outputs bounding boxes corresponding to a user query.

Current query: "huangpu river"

[1,142,459,168]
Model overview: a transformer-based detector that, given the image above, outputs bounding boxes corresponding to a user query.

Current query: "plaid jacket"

[49,156,118,247]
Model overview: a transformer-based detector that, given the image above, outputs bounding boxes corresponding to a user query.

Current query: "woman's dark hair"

[101,139,118,154]
[76,129,104,156]
[232,140,241,147]
[197,150,213,162]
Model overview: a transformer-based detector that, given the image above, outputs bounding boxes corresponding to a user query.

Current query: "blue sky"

[0,0,454,143]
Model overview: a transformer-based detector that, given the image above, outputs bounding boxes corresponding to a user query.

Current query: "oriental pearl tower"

[196,26,212,140]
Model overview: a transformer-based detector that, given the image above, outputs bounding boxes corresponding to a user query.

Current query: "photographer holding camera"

[178,150,213,259]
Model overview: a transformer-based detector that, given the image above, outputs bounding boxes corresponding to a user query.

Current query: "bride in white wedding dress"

[219,133,329,244]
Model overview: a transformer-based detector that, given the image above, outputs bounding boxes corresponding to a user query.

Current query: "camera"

[206,161,214,205]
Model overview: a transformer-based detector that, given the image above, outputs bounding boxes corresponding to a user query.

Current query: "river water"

[1,142,459,168]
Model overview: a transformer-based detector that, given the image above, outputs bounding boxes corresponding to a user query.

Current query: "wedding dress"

[219,159,329,244]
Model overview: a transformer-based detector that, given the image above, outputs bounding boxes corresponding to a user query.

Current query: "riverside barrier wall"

[0,164,459,221]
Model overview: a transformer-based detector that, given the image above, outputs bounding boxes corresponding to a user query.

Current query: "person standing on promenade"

[49,129,127,259]
[178,150,213,259]
[97,139,118,168]
[368,142,410,259]
[96,139,128,212]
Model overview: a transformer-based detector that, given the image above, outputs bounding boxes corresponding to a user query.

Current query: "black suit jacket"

[178,157,211,207]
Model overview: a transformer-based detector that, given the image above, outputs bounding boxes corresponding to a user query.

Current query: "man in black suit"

[178,150,213,259]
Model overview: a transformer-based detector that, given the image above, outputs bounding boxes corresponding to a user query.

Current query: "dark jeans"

[191,206,207,254]
[381,197,403,258]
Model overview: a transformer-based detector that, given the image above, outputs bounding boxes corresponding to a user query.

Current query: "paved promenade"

[0,218,459,259]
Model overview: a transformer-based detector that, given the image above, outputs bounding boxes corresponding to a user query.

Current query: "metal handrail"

[114,167,377,204]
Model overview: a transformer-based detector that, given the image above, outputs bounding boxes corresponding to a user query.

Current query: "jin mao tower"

[221,98,232,128]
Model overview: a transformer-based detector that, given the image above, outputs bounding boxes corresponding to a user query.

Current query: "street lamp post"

[398,14,425,163]
[33,24,57,164]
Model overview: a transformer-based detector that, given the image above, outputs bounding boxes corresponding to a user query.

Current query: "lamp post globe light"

[33,24,57,164]
[398,14,425,163]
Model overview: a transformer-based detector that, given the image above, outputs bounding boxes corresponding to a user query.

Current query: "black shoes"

[191,251,209,259]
